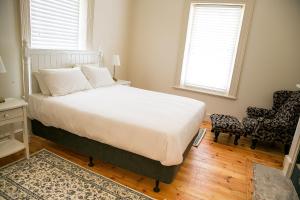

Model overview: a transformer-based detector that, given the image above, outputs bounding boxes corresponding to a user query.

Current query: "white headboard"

[23,41,103,100]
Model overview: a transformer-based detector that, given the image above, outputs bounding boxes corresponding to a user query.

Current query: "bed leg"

[153,180,160,193]
[88,156,94,167]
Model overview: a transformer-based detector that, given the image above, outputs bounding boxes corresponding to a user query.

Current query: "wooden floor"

[0,122,284,200]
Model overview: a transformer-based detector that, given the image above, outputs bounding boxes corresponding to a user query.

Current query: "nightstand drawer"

[0,108,23,122]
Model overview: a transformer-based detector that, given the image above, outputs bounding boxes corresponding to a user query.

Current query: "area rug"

[253,164,298,200]
[0,149,154,200]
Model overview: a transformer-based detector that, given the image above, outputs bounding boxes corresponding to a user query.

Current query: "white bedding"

[28,85,206,166]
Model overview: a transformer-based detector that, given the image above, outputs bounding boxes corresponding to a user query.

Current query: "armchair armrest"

[246,107,276,119]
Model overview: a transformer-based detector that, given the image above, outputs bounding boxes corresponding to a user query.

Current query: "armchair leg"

[214,131,220,142]
[284,144,291,155]
[234,135,240,145]
[251,139,258,149]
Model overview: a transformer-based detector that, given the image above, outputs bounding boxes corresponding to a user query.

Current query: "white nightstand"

[115,80,131,86]
[0,98,29,159]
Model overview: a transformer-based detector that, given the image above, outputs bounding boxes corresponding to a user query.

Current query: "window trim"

[20,0,94,51]
[30,0,81,50]
[174,0,255,99]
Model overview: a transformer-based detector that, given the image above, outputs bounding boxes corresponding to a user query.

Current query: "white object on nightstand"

[296,84,300,89]
[0,98,29,159]
[115,80,131,86]
[112,54,121,81]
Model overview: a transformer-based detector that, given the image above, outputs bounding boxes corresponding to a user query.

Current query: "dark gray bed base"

[31,120,196,192]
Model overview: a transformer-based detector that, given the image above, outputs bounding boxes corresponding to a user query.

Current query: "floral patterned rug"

[0,149,154,200]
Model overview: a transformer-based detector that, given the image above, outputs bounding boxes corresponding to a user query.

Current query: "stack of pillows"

[34,65,115,96]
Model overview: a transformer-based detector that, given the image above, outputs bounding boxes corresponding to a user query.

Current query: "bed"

[23,43,206,191]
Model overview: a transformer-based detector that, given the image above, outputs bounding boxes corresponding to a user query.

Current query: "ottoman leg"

[251,139,258,149]
[234,135,240,145]
[214,131,220,142]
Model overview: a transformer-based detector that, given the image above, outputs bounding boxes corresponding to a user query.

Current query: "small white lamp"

[112,54,121,81]
[296,84,300,89]
[0,56,6,103]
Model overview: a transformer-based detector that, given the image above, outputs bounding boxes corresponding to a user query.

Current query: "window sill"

[173,85,237,100]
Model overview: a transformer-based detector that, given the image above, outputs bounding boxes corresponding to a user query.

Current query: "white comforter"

[28,85,206,166]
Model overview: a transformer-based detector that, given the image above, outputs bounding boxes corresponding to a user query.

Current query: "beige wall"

[93,0,132,80]
[0,0,22,98]
[128,0,300,119]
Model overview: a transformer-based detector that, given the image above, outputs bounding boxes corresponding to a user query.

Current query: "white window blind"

[30,0,81,50]
[181,4,244,94]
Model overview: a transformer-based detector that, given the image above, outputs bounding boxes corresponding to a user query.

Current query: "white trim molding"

[86,0,95,50]
[175,0,255,99]
[283,118,300,177]
[20,0,95,51]
[20,0,31,98]
[173,85,237,100]
[20,0,31,47]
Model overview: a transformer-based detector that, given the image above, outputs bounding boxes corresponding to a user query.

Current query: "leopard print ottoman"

[210,114,244,145]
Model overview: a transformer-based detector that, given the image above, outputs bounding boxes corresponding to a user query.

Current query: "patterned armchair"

[242,90,300,154]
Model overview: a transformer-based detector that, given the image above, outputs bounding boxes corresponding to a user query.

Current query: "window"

[178,1,254,98]
[30,0,87,50]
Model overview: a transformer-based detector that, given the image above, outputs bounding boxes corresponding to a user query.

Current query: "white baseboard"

[283,155,293,177]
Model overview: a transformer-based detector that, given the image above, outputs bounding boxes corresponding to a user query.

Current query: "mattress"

[28,85,206,166]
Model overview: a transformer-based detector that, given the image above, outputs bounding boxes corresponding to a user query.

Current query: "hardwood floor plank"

[0,122,284,199]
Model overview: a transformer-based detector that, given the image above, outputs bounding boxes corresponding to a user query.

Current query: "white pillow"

[33,72,51,96]
[40,67,92,96]
[81,65,115,88]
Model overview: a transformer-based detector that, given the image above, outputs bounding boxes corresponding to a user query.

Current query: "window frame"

[29,0,85,50]
[20,0,93,51]
[175,0,255,99]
